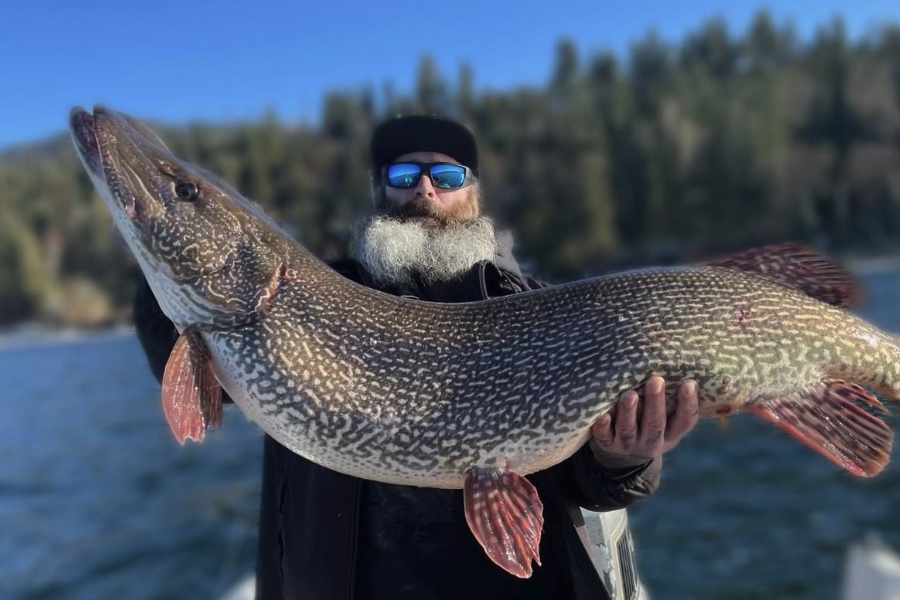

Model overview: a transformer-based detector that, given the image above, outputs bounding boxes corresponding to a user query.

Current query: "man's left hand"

[589,375,700,461]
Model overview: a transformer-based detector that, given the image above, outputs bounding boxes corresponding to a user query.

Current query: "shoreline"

[2,252,899,349]
[0,322,135,352]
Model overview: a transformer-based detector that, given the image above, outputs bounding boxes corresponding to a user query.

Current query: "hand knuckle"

[647,418,666,431]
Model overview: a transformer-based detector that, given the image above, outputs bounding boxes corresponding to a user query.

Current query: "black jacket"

[133,231,662,600]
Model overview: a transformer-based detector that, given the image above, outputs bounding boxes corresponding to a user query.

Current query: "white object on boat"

[217,574,254,600]
[581,508,650,600]
[842,533,900,600]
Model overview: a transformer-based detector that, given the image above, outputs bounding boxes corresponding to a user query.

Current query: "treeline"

[3,12,900,326]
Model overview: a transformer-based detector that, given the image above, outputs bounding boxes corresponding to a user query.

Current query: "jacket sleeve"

[551,442,662,512]
[133,275,179,385]
[132,275,236,403]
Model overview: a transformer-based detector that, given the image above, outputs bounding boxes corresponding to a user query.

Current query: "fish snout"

[69,107,102,178]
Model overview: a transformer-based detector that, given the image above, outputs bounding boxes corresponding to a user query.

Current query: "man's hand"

[590,375,699,461]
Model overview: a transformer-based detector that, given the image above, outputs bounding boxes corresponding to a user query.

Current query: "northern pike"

[71,106,900,578]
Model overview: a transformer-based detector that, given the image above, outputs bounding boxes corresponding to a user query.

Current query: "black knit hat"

[370,115,479,177]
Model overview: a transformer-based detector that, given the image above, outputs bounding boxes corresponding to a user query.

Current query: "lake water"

[0,332,261,599]
[4,270,900,599]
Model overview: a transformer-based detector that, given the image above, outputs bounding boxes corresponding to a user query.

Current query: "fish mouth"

[69,106,146,220]
[69,107,102,179]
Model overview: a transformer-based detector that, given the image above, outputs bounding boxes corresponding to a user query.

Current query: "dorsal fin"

[702,243,863,308]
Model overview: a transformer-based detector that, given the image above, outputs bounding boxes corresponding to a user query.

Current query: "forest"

[2,12,900,326]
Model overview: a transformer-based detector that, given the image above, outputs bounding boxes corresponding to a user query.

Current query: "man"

[134,115,700,600]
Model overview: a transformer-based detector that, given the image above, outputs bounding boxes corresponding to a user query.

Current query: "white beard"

[353,216,498,287]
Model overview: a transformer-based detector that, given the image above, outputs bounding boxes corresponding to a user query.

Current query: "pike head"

[69,106,291,332]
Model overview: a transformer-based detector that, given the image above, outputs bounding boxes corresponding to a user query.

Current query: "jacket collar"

[492,229,526,280]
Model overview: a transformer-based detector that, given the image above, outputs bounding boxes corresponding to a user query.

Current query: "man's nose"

[415,173,436,197]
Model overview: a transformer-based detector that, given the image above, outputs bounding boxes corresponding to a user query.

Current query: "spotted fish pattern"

[206,260,900,488]
[71,106,900,490]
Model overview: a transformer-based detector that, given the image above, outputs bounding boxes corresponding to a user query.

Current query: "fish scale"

[70,105,900,578]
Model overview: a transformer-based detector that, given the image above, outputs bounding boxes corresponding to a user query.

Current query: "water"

[4,271,900,600]
[0,332,262,600]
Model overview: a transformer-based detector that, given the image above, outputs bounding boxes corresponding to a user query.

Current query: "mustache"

[377,185,481,224]
[390,197,452,224]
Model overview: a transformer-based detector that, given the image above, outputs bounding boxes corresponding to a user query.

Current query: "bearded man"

[133,115,699,600]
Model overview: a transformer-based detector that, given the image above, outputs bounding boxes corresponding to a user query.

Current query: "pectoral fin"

[463,466,544,578]
[745,380,892,476]
[161,330,222,444]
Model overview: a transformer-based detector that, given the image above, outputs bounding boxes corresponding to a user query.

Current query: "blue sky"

[2,0,898,149]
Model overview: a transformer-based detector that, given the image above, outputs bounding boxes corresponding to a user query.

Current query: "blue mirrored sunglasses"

[384,162,473,190]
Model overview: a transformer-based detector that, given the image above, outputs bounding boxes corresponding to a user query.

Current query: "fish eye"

[175,182,199,201]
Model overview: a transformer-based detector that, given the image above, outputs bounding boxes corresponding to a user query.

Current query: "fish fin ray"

[464,467,543,578]
[161,331,222,444]
[703,243,863,307]
[746,380,892,477]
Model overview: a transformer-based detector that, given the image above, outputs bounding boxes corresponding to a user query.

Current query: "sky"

[2,0,899,149]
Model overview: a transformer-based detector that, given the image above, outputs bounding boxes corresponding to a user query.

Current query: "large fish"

[70,106,900,578]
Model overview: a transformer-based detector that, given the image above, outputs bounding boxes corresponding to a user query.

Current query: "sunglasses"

[384,162,473,190]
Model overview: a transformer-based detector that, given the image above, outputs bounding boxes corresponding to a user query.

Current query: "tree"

[415,55,449,115]
[0,209,50,324]
[745,9,796,73]
[680,18,737,79]
[631,31,672,117]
